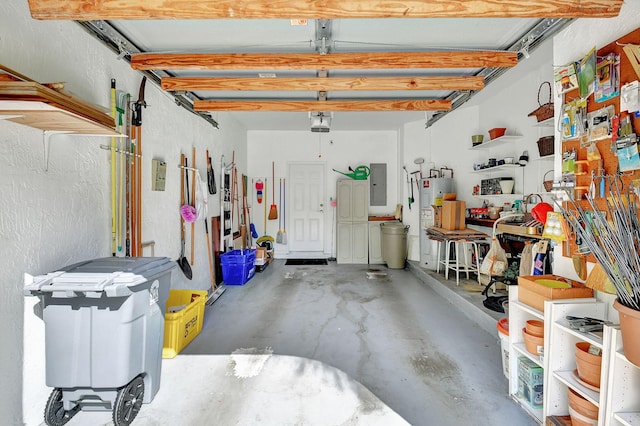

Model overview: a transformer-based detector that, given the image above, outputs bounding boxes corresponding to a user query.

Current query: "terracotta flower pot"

[525,320,544,338]
[568,388,598,420]
[575,342,602,388]
[522,328,544,356]
[614,299,640,368]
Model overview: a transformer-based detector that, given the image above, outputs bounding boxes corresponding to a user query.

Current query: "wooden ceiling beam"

[162,76,485,91]
[193,99,451,112]
[133,51,517,71]
[27,0,623,20]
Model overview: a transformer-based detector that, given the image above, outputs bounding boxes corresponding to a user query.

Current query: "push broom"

[268,161,278,220]
[276,178,283,243]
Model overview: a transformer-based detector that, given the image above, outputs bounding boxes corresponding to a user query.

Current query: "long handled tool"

[268,161,278,220]
[190,147,196,265]
[281,178,287,244]
[178,154,192,279]
[403,166,413,210]
[116,90,129,254]
[276,178,283,243]
[206,150,216,195]
[110,79,117,256]
[131,76,147,256]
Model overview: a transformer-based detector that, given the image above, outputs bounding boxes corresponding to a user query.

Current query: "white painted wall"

[247,130,399,257]
[551,0,640,287]
[402,38,555,260]
[0,1,246,424]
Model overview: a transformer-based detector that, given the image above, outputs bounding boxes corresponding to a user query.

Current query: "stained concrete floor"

[181,259,534,426]
[55,260,532,426]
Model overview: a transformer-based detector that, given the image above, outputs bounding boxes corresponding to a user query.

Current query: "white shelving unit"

[508,286,546,424]
[544,299,606,425]
[510,289,640,425]
[470,135,523,197]
[603,325,640,426]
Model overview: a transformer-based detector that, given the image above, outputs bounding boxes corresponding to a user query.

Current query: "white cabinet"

[337,180,369,264]
[337,180,369,222]
[509,286,640,425]
[337,222,368,264]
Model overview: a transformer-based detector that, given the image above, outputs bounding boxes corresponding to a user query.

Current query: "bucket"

[380,222,409,269]
[497,317,509,379]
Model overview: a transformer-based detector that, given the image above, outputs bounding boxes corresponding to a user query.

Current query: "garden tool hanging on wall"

[403,166,413,210]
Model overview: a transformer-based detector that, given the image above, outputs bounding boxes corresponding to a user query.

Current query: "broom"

[268,161,278,220]
[276,178,283,243]
[281,178,287,244]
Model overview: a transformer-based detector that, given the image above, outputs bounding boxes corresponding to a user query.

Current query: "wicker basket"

[543,170,554,192]
[537,136,554,157]
[528,82,554,122]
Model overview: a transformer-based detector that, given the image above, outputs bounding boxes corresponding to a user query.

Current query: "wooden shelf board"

[0,81,117,135]
[615,412,640,426]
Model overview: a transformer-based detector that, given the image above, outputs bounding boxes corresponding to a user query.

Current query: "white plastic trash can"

[497,317,510,379]
[24,257,176,426]
[381,222,409,269]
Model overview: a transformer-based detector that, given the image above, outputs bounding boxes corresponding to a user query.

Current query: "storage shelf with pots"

[603,325,640,425]
[508,286,545,424]
[544,299,607,425]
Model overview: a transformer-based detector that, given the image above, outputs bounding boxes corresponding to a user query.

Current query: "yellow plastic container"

[163,290,207,358]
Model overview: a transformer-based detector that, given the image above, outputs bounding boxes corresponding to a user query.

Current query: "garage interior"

[2,0,640,425]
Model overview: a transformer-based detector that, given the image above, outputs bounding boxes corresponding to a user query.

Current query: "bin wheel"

[112,375,145,426]
[44,388,79,426]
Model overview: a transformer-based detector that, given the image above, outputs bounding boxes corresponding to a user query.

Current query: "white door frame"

[287,162,326,254]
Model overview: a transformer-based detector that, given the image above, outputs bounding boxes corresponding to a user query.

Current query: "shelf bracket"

[43,130,72,172]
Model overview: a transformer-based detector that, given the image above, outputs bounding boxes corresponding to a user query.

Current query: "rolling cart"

[24,257,176,426]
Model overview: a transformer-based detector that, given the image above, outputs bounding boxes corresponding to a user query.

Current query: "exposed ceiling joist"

[27,0,623,20]
[161,76,485,92]
[194,99,451,112]
[132,51,518,71]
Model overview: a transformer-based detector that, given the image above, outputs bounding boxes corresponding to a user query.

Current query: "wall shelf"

[0,80,118,135]
[471,164,520,174]
[470,135,522,150]
[533,117,554,128]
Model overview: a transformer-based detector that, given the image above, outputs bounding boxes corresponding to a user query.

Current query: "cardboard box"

[518,356,544,386]
[518,378,544,409]
[518,274,594,312]
[441,200,466,230]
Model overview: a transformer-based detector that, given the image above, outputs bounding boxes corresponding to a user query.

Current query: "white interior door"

[289,163,325,252]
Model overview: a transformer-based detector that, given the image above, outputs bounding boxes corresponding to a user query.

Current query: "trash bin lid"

[380,222,409,234]
[24,257,176,298]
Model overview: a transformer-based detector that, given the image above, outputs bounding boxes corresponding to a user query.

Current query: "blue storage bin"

[220,250,256,285]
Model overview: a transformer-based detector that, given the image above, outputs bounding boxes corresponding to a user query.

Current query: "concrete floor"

[58,260,534,426]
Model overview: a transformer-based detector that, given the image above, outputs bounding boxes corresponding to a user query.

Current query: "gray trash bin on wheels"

[24,257,176,426]
[381,222,410,269]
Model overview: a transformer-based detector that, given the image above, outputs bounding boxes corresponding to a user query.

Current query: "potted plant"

[560,180,640,367]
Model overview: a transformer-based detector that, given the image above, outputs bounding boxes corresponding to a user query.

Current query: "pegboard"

[561,27,640,260]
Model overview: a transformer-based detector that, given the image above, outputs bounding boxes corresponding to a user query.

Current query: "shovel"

[177,154,192,279]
